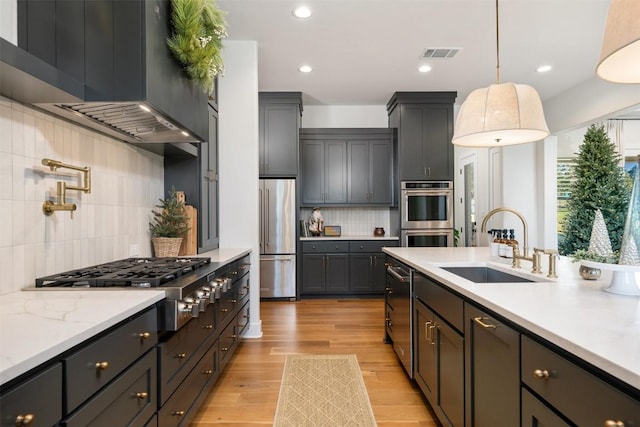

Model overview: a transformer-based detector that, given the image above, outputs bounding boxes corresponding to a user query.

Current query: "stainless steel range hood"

[8,0,208,150]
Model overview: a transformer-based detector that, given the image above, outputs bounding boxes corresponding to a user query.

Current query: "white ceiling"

[216,0,613,107]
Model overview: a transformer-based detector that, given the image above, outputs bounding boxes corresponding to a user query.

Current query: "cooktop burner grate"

[35,257,211,288]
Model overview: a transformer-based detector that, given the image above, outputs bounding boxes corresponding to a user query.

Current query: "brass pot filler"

[41,158,91,216]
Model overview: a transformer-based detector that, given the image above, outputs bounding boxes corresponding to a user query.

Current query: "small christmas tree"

[588,209,614,257]
[619,157,640,265]
[559,124,631,256]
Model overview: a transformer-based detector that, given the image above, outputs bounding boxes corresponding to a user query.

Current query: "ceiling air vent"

[422,48,461,58]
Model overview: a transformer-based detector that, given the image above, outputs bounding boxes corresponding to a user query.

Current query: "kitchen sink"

[440,266,534,283]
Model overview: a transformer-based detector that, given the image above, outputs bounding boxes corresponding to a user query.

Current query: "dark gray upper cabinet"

[387,92,457,181]
[259,92,302,177]
[300,128,393,207]
[200,106,220,251]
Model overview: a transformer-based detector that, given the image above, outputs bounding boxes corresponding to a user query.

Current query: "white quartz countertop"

[0,290,165,385]
[301,235,399,241]
[383,247,640,392]
[0,247,252,386]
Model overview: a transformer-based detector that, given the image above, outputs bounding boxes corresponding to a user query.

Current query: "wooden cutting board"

[179,205,198,256]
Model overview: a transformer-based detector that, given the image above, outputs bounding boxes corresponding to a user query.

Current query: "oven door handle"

[387,266,410,282]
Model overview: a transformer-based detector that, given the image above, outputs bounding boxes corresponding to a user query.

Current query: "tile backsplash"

[0,97,164,295]
[300,207,391,236]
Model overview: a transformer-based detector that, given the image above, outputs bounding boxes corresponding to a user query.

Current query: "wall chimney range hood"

[11,0,208,149]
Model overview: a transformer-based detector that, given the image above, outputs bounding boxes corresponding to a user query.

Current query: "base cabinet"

[521,388,571,427]
[464,303,520,427]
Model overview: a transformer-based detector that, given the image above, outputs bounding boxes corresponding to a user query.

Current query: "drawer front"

[302,241,349,253]
[65,308,158,413]
[521,335,640,426]
[521,388,570,427]
[349,240,397,253]
[64,349,157,427]
[0,363,62,427]
[218,288,237,328]
[157,342,218,427]
[145,414,158,427]
[235,273,250,308]
[237,300,250,336]
[235,254,251,279]
[219,320,239,371]
[159,304,217,404]
[414,273,463,333]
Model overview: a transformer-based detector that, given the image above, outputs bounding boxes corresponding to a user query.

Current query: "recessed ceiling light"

[299,65,312,73]
[418,65,432,73]
[536,65,552,73]
[293,6,311,19]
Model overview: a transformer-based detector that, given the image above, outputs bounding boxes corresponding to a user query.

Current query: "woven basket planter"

[152,237,183,257]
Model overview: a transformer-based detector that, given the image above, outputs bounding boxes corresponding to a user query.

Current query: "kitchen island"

[384,246,640,426]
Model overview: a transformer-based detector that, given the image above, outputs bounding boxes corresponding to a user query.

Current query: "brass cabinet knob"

[176,353,187,359]
[135,392,148,399]
[604,421,625,427]
[203,369,213,375]
[172,411,185,417]
[204,324,214,330]
[138,332,151,339]
[221,347,229,352]
[221,308,229,313]
[95,361,109,371]
[15,414,34,426]
[231,334,237,339]
[533,369,550,379]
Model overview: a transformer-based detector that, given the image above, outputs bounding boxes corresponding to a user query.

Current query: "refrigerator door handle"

[259,188,263,250]
[266,188,270,247]
[261,256,294,262]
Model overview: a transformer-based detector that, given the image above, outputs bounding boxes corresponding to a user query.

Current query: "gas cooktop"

[35,257,211,288]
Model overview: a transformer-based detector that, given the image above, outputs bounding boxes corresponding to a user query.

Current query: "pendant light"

[596,0,640,83]
[452,0,549,147]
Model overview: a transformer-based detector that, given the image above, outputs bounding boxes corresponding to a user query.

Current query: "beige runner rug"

[273,354,377,427]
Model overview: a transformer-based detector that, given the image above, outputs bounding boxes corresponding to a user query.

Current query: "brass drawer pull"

[176,353,187,359]
[473,317,498,329]
[95,361,109,371]
[533,369,550,379]
[425,321,433,341]
[604,421,625,427]
[135,392,148,399]
[172,410,185,417]
[15,414,34,426]
[139,332,151,339]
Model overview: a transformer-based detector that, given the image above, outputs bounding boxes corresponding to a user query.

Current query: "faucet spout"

[480,207,529,258]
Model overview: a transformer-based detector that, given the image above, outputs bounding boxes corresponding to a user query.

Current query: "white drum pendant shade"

[452,82,550,147]
[596,0,640,83]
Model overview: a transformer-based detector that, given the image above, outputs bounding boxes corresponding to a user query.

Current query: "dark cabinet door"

[324,141,347,204]
[301,254,325,293]
[260,104,299,176]
[369,140,392,204]
[423,105,453,181]
[349,253,373,292]
[399,105,426,181]
[325,254,349,292]
[465,303,520,427]
[371,254,387,292]
[347,141,370,204]
[415,299,464,427]
[301,140,325,205]
[200,106,219,252]
[414,300,437,402]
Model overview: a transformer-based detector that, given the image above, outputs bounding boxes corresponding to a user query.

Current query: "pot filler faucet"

[480,207,558,278]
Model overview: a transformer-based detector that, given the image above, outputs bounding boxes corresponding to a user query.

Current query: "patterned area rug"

[273,354,377,427]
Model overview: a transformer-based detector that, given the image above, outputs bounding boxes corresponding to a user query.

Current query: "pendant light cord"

[496,0,501,84]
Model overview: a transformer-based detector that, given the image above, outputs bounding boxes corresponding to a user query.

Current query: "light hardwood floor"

[190,298,438,426]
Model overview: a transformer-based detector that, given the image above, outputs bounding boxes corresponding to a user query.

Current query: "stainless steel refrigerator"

[259,179,296,298]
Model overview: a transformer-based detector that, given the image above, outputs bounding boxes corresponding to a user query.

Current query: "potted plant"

[149,188,190,257]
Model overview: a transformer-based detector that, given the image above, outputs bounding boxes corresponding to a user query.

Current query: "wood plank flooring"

[190,299,438,426]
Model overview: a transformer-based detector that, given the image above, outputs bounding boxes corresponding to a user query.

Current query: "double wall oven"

[400,181,454,247]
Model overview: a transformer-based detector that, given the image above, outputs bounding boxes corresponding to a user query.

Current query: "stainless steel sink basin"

[441,266,534,283]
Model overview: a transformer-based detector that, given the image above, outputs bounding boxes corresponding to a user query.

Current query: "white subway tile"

[12,244,25,292]
[0,246,13,295]
[10,107,24,156]
[12,199,25,245]
[0,104,12,154]
[23,111,35,158]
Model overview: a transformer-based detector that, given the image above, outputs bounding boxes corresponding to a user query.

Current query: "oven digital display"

[406,195,448,222]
